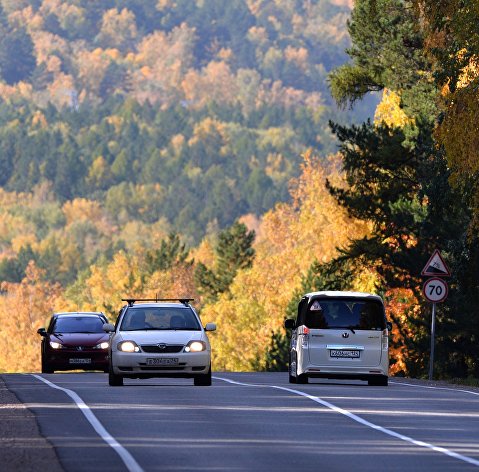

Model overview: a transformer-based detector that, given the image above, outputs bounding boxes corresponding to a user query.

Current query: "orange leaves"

[61,198,113,250]
[182,62,239,109]
[284,45,309,71]
[202,151,372,370]
[384,287,421,376]
[131,24,195,105]
[282,151,371,262]
[62,199,104,227]
[0,0,352,114]
[188,117,226,148]
[87,253,141,308]
[0,81,33,102]
[31,110,48,129]
[97,8,138,50]
[146,264,198,302]
[76,49,112,99]
[0,263,62,372]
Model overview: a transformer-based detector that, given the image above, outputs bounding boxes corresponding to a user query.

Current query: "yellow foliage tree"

[0,263,62,373]
[62,198,104,226]
[374,89,415,128]
[86,156,112,188]
[384,287,420,376]
[434,57,479,233]
[131,24,195,105]
[145,264,198,302]
[77,251,145,317]
[203,151,372,371]
[75,48,116,100]
[96,8,137,50]
[182,61,239,108]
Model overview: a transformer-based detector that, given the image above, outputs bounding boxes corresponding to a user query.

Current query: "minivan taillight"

[298,325,310,335]
[381,329,388,350]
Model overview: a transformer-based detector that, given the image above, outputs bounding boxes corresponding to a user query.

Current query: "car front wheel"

[194,365,212,386]
[41,356,53,374]
[108,360,123,386]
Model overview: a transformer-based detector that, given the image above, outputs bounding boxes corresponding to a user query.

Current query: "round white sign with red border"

[423,277,448,303]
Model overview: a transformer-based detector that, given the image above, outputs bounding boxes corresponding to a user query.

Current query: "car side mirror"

[284,319,295,330]
[37,327,47,337]
[386,321,393,331]
[103,323,115,333]
[204,323,216,332]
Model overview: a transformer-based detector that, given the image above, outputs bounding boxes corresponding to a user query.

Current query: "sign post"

[429,302,436,381]
[421,250,450,381]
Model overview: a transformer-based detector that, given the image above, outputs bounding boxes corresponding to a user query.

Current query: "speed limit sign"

[423,277,448,302]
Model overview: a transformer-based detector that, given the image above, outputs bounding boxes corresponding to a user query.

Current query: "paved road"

[2,372,479,471]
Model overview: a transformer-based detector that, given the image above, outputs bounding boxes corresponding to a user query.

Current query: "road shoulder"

[0,374,63,472]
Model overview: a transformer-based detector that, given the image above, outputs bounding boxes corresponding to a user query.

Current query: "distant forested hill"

[0,0,373,247]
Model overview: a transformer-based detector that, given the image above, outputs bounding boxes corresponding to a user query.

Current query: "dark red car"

[37,312,110,373]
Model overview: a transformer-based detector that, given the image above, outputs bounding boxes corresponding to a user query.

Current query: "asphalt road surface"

[2,372,479,472]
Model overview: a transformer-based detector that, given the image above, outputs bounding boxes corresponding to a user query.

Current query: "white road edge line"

[31,374,144,472]
[391,380,479,396]
[214,376,479,468]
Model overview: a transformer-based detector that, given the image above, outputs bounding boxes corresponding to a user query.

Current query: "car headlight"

[117,341,140,352]
[49,341,64,349]
[184,341,206,352]
[94,342,109,350]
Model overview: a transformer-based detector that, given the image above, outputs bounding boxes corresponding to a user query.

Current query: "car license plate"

[69,358,92,364]
[330,350,360,358]
[146,358,179,366]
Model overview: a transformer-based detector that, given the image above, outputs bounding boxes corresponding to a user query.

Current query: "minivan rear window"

[299,298,386,330]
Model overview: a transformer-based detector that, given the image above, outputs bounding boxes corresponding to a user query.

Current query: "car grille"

[140,366,186,371]
[141,344,183,353]
[64,346,96,351]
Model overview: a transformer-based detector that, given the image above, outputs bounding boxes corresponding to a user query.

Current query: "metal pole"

[428,302,436,381]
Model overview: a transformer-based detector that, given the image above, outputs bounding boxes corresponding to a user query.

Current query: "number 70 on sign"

[423,277,448,303]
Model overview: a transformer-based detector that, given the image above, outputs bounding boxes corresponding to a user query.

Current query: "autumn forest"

[0,0,478,380]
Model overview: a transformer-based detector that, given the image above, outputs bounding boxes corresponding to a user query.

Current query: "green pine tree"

[145,233,191,273]
[195,221,255,301]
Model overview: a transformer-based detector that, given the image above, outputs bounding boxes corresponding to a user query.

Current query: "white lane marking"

[214,376,479,468]
[391,380,479,396]
[31,375,144,472]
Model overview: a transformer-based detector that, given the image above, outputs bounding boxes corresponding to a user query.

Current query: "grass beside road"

[450,378,479,388]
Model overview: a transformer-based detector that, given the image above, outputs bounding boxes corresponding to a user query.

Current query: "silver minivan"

[284,291,390,386]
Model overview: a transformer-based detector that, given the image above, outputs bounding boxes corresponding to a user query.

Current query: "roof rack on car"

[122,298,194,307]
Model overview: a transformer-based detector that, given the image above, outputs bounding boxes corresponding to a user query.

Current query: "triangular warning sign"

[421,249,451,277]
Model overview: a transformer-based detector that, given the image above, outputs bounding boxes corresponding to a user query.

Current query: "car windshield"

[53,316,104,333]
[120,306,201,331]
[301,298,386,330]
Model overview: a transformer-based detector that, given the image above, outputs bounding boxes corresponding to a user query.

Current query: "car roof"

[126,303,192,309]
[54,312,105,317]
[304,291,383,301]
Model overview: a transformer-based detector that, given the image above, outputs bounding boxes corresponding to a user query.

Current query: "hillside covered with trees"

[1,0,478,382]
[0,0,368,247]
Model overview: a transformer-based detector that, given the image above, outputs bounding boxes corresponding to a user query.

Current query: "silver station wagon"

[104,298,216,386]
[284,291,391,386]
